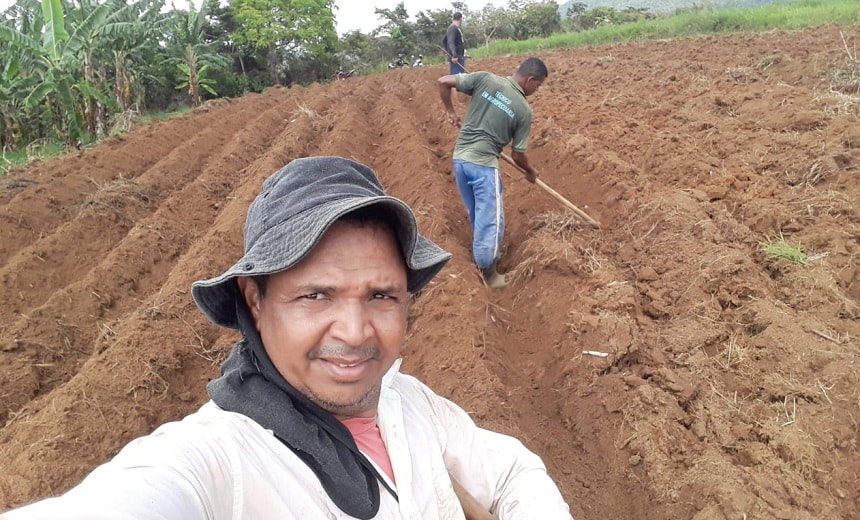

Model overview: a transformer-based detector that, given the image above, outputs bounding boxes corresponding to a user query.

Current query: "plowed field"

[1,25,859,519]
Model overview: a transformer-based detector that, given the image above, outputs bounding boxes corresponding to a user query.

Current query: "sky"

[0,1,504,35]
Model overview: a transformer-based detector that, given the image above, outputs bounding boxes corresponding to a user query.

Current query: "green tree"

[374,2,416,56]
[511,1,561,40]
[335,30,378,73]
[201,0,263,96]
[413,8,451,57]
[566,1,587,17]
[232,0,338,85]
[468,4,516,47]
[571,6,622,31]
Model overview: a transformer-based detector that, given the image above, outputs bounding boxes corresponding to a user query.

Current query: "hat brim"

[192,196,451,329]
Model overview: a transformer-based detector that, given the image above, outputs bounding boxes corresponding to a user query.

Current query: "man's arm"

[445,422,571,519]
[446,25,458,61]
[1,417,234,520]
[438,75,461,127]
[1,461,213,520]
[410,380,572,519]
[511,150,538,184]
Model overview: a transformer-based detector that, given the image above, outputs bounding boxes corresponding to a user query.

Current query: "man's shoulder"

[388,372,446,409]
[102,401,266,471]
[146,401,267,444]
[461,71,497,86]
[389,371,431,394]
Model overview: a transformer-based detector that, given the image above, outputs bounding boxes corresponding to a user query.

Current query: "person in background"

[438,58,548,288]
[1,156,572,519]
[445,11,467,74]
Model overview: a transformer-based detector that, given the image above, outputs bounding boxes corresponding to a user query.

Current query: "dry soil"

[1,25,859,519]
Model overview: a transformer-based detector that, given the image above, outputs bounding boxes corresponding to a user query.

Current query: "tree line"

[0,0,654,152]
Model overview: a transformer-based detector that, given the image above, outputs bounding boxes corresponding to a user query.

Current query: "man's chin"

[307,386,381,419]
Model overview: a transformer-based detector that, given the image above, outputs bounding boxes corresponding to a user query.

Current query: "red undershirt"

[341,416,395,483]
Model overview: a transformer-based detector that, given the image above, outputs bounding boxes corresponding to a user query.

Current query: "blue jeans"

[449,55,467,74]
[453,159,504,270]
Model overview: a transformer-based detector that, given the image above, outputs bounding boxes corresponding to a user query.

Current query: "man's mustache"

[309,345,382,360]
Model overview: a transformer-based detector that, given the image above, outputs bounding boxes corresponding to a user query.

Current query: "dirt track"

[1,25,859,519]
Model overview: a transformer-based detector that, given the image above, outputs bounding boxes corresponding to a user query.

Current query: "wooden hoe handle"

[500,153,601,229]
[450,475,495,520]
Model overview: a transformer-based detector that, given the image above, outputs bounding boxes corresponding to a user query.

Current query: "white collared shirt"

[2,361,573,519]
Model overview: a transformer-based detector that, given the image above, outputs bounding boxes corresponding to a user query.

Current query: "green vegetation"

[760,232,810,265]
[0,107,190,177]
[1,150,30,173]
[1,141,68,176]
[758,55,776,69]
[469,0,860,59]
[140,107,193,123]
[0,0,857,177]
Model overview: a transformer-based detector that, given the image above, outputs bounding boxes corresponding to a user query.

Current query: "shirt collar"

[506,76,526,98]
[381,358,403,390]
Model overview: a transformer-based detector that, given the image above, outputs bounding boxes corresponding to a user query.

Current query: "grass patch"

[760,232,809,265]
[470,0,860,60]
[0,107,192,177]
[1,141,70,177]
[1,151,27,177]
[108,105,195,138]
[758,55,778,70]
[139,106,193,124]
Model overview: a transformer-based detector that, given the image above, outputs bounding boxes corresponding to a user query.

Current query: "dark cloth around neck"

[207,301,382,519]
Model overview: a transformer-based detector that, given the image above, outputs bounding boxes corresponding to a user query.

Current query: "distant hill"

[558,0,797,16]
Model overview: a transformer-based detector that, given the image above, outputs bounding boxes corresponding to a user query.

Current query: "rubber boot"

[481,263,509,289]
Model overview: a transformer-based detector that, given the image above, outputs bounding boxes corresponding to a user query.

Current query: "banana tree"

[0,0,40,148]
[103,0,169,111]
[0,52,31,151]
[164,1,227,106]
[0,0,110,145]
[175,53,219,106]
[63,0,163,136]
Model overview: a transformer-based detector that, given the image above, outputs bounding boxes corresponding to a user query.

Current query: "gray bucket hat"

[192,156,452,329]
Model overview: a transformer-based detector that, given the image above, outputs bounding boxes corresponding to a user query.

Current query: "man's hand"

[523,167,538,184]
[447,111,462,128]
[451,57,459,63]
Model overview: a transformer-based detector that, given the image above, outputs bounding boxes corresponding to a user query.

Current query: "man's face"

[238,219,409,419]
[524,76,545,97]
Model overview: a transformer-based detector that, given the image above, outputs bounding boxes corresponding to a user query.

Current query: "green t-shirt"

[453,72,533,167]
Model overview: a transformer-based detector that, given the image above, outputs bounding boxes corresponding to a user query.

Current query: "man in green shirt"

[438,57,548,288]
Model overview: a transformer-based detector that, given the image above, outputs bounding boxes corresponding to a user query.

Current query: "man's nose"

[328,300,374,345]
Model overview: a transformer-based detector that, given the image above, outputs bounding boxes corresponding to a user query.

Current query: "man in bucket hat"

[2,157,572,519]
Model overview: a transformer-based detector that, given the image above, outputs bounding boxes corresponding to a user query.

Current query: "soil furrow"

[1,26,859,518]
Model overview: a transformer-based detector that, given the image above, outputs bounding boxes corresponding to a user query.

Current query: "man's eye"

[302,293,323,300]
[373,292,392,300]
